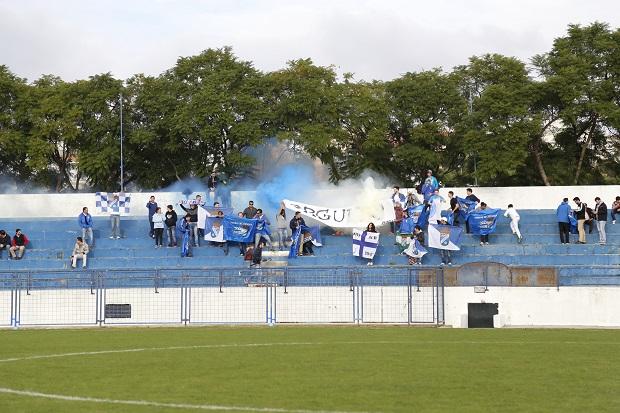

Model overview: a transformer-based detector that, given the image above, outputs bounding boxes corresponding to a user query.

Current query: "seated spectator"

[0,230,10,259]
[409,225,425,265]
[78,206,94,246]
[611,196,620,224]
[9,229,29,260]
[71,236,89,269]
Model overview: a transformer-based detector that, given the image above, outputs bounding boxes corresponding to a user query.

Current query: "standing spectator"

[504,204,523,243]
[70,236,89,269]
[448,191,460,225]
[236,211,246,255]
[465,188,480,234]
[365,222,377,266]
[424,170,439,191]
[594,197,607,245]
[392,201,404,234]
[146,195,158,238]
[391,186,406,207]
[78,207,94,246]
[611,196,620,224]
[254,209,272,248]
[152,207,165,248]
[164,205,178,247]
[179,214,193,258]
[275,203,289,250]
[9,229,29,260]
[405,191,421,209]
[243,200,257,218]
[428,189,444,224]
[207,172,218,203]
[478,202,490,245]
[556,198,571,244]
[179,202,199,247]
[290,211,313,256]
[573,197,587,244]
[109,194,121,239]
[0,230,10,259]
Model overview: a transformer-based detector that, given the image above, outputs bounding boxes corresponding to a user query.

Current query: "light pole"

[120,92,124,193]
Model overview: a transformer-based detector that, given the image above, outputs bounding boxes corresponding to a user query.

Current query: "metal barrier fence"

[0,266,444,327]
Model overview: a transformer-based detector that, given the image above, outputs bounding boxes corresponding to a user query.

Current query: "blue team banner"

[569,213,578,234]
[289,225,303,258]
[421,183,434,202]
[407,204,428,228]
[428,224,463,251]
[456,197,478,221]
[223,216,257,243]
[399,217,415,235]
[468,208,501,235]
[288,225,322,259]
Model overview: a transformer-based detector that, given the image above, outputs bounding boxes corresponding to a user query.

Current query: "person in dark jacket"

[594,197,608,245]
[251,241,264,267]
[465,188,480,233]
[573,197,587,244]
[556,198,571,244]
[78,206,94,246]
[146,195,158,238]
[0,229,10,259]
[243,201,258,219]
[9,229,29,260]
[179,202,199,247]
[164,205,178,247]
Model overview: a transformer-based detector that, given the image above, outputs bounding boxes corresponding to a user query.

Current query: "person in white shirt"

[428,189,444,224]
[504,204,522,243]
[152,207,165,248]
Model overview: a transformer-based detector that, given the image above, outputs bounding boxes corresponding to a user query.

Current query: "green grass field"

[0,326,619,413]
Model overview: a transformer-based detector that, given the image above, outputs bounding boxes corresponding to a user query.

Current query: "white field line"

[0,387,374,413]
[1,339,619,364]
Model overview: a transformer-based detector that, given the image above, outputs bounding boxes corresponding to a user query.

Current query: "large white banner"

[352,229,380,260]
[283,199,395,228]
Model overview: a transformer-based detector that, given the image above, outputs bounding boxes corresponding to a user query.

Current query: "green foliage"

[1,23,619,191]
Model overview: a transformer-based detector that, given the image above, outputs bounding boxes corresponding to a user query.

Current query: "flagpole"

[120,92,124,193]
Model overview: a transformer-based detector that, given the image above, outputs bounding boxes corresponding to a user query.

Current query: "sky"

[1,0,619,83]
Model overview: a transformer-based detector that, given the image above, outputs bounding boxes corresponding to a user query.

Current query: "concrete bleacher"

[1,209,619,285]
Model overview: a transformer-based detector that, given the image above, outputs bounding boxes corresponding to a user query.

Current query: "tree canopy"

[0,23,618,192]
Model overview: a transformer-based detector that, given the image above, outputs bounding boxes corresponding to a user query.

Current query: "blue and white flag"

[352,229,380,260]
[223,216,256,243]
[407,204,428,228]
[288,225,322,259]
[421,183,434,202]
[456,197,477,221]
[446,211,455,225]
[569,212,578,234]
[255,218,271,236]
[95,192,131,214]
[399,217,415,235]
[468,208,501,235]
[404,238,428,259]
[428,224,463,251]
[204,217,225,242]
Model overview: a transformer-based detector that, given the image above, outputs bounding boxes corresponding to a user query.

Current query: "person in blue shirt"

[556,198,571,244]
[78,206,94,246]
[424,170,439,191]
[146,195,158,238]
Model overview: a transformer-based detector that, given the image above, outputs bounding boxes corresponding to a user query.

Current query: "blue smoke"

[253,163,317,213]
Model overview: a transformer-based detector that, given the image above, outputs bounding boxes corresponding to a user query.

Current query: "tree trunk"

[574,117,598,185]
[531,140,551,186]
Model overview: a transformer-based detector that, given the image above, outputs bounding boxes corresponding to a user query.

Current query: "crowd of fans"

[2,175,619,268]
